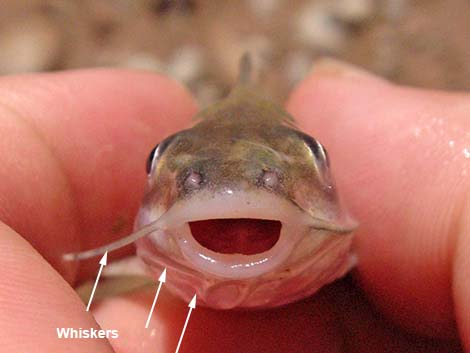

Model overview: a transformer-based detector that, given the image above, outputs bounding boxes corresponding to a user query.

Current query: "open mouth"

[189,218,282,255]
[141,189,314,279]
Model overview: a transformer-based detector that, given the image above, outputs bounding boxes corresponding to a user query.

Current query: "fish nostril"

[261,170,279,189]
[184,171,203,190]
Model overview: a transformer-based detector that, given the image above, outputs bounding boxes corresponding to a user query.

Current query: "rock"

[332,0,376,24]
[383,0,408,22]
[294,2,347,53]
[246,0,282,20]
[167,45,204,84]
[193,79,223,108]
[120,52,166,72]
[0,14,63,74]
[284,51,313,86]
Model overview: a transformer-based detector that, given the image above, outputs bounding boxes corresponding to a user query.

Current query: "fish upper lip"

[149,188,312,279]
[159,188,311,226]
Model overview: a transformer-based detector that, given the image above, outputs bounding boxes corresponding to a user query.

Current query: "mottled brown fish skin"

[144,85,343,228]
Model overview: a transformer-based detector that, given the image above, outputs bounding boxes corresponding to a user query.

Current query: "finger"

[453,200,470,351]
[327,277,462,353]
[92,287,345,353]
[0,70,197,283]
[93,277,462,353]
[0,221,114,352]
[286,59,470,339]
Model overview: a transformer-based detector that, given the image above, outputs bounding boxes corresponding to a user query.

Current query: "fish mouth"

[146,189,314,279]
[189,218,282,255]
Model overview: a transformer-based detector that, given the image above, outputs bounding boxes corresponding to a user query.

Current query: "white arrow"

[174,294,196,353]
[145,268,167,328]
[86,252,108,311]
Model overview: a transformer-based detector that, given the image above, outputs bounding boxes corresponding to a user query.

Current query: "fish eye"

[146,144,160,175]
[296,131,330,167]
[146,134,178,175]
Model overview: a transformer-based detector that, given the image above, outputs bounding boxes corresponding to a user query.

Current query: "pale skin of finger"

[287,63,470,343]
[0,222,114,352]
[0,69,197,284]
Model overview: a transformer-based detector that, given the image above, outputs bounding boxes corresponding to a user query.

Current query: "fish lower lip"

[188,218,282,255]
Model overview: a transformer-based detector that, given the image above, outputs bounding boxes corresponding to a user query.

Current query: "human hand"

[0,62,468,352]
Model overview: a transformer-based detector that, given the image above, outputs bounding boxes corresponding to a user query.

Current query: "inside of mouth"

[188,218,282,255]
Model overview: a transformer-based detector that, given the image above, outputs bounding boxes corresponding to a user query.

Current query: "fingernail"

[310,57,385,82]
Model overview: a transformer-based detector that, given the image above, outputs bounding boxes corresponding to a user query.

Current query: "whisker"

[63,217,165,261]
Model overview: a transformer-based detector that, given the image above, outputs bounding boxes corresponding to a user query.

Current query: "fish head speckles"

[144,119,341,208]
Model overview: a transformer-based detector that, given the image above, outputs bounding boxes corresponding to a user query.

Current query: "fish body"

[135,81,356,309]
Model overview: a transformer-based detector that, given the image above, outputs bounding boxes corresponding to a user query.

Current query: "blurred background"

[0,0,469,105]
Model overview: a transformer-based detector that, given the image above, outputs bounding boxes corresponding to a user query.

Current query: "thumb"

[287,59,470,346]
